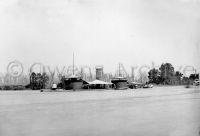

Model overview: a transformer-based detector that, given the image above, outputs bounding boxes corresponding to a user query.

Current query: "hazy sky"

[0,0,200,74]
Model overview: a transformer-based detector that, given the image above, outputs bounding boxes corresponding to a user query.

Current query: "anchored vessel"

[63,54,85,90]
[111,63,128,90]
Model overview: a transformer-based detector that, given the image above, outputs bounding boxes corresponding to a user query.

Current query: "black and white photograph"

[0,0,200,136]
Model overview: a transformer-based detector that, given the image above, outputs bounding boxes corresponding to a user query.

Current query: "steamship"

[111,63,128,90]
[63,54,86,90]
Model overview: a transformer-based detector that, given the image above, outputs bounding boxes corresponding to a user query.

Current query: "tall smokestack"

[95,66,103,80]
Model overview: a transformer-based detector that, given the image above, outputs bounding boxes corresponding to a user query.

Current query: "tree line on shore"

[148,63,199,85]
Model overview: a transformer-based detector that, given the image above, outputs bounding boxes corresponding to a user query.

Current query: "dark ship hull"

[111,78,128,90]
[63,77,84,90]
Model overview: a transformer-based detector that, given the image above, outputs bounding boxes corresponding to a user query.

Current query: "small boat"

[193,79,200,86]
[143,84,153,88]
[111,63,128,90]
[128,82,144,89]
[51,83,57,90]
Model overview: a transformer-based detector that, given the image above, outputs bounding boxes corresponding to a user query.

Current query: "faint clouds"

[178,0,200,3]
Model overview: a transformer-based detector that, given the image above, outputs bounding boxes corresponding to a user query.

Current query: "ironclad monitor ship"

[111,63,128,90]
[63,75,85,90]
[62,54,86,90]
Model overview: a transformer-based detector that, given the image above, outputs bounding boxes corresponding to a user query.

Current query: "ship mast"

[73,53,74,76]
[119,63,121,77]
